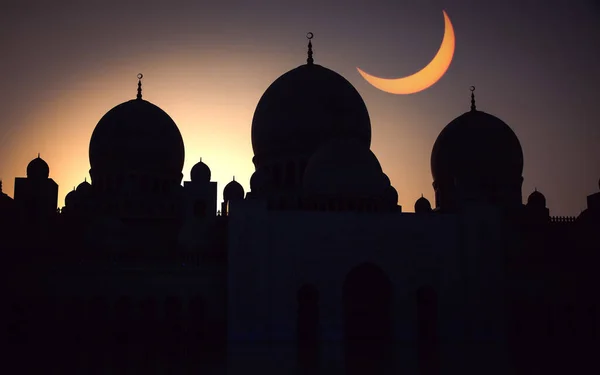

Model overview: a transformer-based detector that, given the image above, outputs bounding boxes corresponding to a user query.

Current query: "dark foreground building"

[2,38,599,375]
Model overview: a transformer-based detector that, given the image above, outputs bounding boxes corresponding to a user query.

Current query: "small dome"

[190,160,211,183]
[250,168,271,193]
[251,64,371,163]
[527,189,546,208]
[89,99,185,180]
[27,155,49,179]
[431,110,523,185]
[76,180,92,194]
[65,189,77,207]
[303,138,389,198]
[415,195,432,213]
[383,185,399,206]
[224,179,245,201]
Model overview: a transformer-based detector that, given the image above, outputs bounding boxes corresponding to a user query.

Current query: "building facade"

[2,39,599,375]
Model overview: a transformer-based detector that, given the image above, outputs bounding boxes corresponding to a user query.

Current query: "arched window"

[138,297,157,373]
[194,200,207,218]
[416,285,440,375]
[273,165,282,187]
[113,296,132,370]
[343,263,393,375]
[188,295,207,365]
[299,159,308,180]
[297,284,319,371]
[285,161,296,187]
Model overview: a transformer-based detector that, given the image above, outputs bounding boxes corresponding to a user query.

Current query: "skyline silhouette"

[1,0,599,215]
[3,22,600,374]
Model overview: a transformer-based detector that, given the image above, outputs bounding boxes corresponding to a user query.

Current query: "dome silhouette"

[527,189,546,208]
[224,179,245,201]
[76,180,92,194]
[251,64,371,163]
[191,160,211,183]
[431,110,523,186]
[250,168,271,193]
[303,138,389,198]
[89,99,185,180]
[65,189,77,207]
[415,195,432,213]
[384,185,399,206]
[27,155,49,180]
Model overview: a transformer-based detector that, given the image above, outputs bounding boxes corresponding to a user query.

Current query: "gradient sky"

[1,0,598,215]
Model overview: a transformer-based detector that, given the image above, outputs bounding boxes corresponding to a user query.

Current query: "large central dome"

[251,64,371,164]
[89,99,185,179]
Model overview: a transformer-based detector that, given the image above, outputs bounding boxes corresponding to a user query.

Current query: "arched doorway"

[297,284,319,372]
[343,263,393,375]
[188,295,207,369]
[416,285,440,375]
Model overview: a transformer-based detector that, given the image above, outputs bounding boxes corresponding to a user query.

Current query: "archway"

[343,263,393,375]
[297,284,319,371]
[417,285,440,375]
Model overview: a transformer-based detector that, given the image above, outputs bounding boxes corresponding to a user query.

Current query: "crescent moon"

[357,10,455,95]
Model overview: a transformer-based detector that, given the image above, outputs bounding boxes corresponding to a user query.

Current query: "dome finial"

[0,179,3,193]
[136,73,144,100]
[233,175,236,181]
[37,152,40,158]
[199,157,202,162]
[84,177,87,183]
[470,86,476,111]
[306,32,314,65]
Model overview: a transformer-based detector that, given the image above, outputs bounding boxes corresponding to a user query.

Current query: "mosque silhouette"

[2,35,599,375]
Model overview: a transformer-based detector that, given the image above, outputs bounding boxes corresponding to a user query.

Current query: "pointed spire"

[37,152,40,158]
[233,175,236,181]
[306,32,314,65]
[470,86,477,111]
[136,73,143,100]
[84,177,87,183]
[199,157,202,162]
[421,193,424,198]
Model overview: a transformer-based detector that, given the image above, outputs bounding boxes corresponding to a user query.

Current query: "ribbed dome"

[89,99,185,179]
[431,110,523,184]
[190,160,211,183]
[303,138,389,198]
[251,64,371,164]
[27,156,49,180]
[527,189,546,208]
[415,195,432,213]
[224,179,245,201]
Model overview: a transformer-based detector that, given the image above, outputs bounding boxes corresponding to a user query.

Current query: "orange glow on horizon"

[0,50,436,212]
[357,10,455,95]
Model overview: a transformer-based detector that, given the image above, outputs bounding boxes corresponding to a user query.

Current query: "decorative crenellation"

[549,216,577,223]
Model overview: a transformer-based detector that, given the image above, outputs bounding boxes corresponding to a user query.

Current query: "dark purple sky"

[1,0,599,215]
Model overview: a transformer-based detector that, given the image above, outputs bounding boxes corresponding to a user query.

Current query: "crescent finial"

[470,86,476,111]
[136,73,143,100]
[306,32,314,65]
